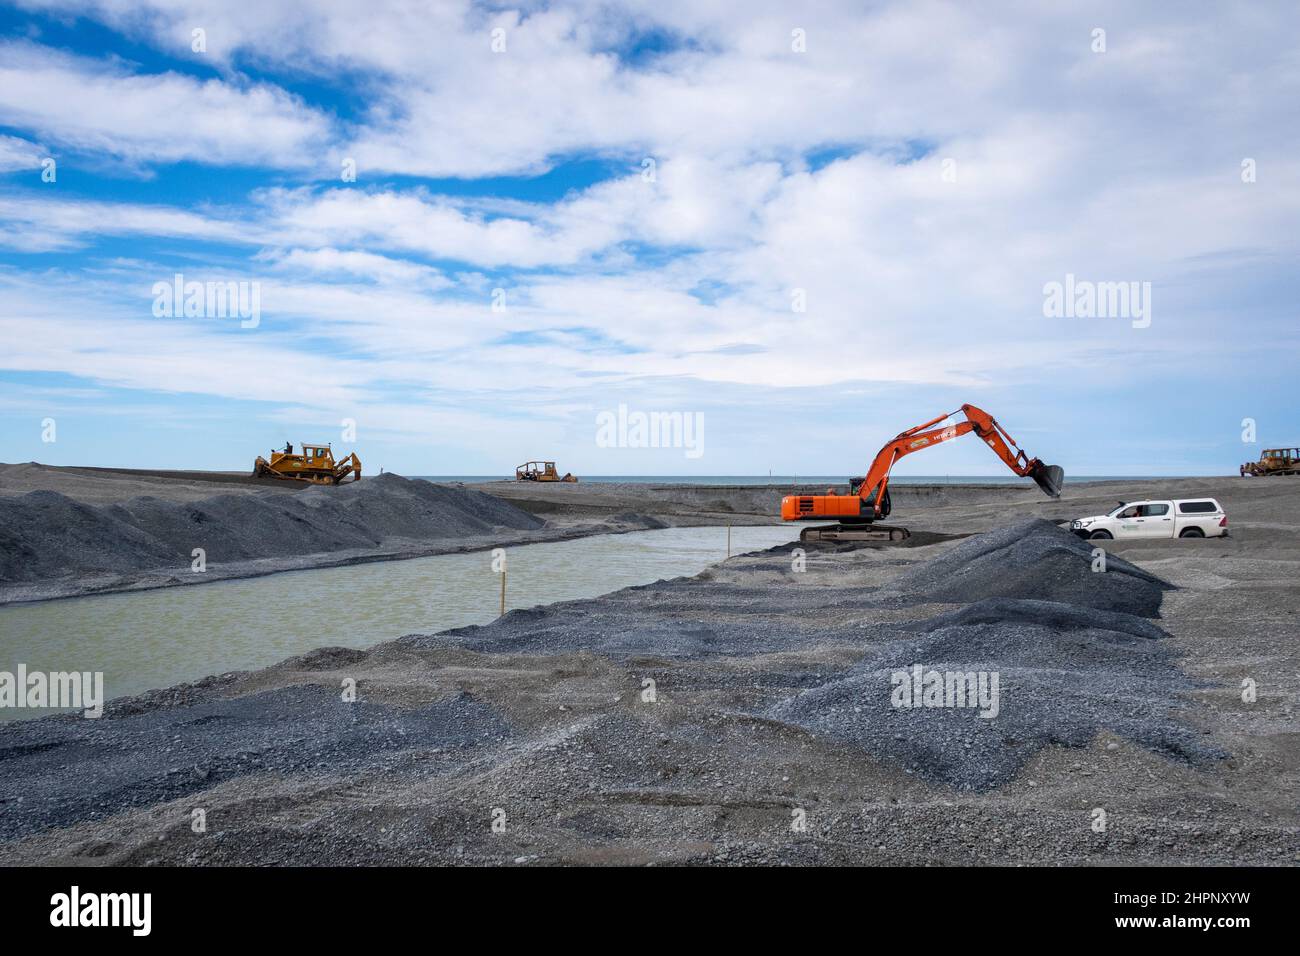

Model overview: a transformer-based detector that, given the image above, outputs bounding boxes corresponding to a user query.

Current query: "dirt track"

[0,469,1295,865]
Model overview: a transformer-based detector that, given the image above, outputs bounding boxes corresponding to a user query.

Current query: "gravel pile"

[763,522,1217,790]
[0,473,543,585]
[768,596,1223,791]
[887,517,1171,617]
[0,684,510,842]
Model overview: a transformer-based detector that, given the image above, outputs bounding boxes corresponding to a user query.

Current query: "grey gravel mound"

[769,598,1223,791]
[404,577,878,659]
[0,685,510,842]
[888,518,1171,617]
[897,597,1169,641]
[0,473,543,585]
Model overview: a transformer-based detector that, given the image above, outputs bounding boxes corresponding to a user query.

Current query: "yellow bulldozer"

[515,460,577,482]
[1240,447,1300,477]
[254,442,362,485]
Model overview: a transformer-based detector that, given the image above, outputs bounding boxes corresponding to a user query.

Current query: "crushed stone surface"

[0,684,509,843]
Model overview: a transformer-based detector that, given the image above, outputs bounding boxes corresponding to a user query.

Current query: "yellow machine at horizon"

[254,442,362,485]
[515,460,577,482]
[1240,447,1300,477]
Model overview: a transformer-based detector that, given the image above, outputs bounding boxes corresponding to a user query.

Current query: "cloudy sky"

[1,1,1296,477]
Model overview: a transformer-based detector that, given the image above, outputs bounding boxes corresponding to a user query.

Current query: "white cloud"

[0,133,44,172]
[0,40,333,168]
[259,248,451,290]
[0,193,253,251]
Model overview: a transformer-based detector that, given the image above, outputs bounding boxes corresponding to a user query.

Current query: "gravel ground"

[0,684,509,844]
[0,473,1296,865]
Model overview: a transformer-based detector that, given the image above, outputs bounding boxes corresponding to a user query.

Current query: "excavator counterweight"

[782,404,1062,543]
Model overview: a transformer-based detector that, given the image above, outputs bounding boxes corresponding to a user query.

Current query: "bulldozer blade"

[1032,463,1065,498]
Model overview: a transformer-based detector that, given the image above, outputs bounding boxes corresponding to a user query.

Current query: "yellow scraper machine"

[781,403,1064,543]
[254,442,361,485]
[1240,447,1300,477]
[515,461,578,482]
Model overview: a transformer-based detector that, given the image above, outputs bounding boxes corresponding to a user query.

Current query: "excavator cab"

[860,484,890,519]
[845,478,893,512]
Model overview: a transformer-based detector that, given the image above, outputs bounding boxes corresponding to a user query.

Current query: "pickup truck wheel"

[1088,529,1113,540]
[1179,527,1205,538]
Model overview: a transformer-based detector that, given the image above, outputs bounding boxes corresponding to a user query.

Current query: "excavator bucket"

[1031,463,1065,498]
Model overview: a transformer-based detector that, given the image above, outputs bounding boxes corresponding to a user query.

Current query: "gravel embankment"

[0,472,540,584]
[0,472,660,604]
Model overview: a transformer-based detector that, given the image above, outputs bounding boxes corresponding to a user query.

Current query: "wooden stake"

[727,523,731,558]
[499,568,507,617]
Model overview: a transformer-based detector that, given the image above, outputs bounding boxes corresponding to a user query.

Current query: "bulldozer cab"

[302,444,333,465]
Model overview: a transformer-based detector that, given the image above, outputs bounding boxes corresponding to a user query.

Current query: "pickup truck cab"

[1071,498,1228,540]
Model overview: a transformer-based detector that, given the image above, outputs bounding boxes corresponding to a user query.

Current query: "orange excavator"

[781,404,1064,543]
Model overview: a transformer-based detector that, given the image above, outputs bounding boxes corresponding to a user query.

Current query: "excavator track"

[799,523,911,544]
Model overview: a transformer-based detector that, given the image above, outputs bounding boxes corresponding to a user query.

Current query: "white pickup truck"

[1071,498,1228,540]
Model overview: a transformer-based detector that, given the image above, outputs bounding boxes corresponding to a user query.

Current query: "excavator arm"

[781,404,1063,525]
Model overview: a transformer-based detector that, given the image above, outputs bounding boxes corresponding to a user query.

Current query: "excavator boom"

[781,404,1063,529]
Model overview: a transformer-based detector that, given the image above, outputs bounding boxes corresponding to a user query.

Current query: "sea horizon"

[410,474,1180,486]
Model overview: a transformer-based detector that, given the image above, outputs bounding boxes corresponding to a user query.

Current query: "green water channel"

[0,525,798,718]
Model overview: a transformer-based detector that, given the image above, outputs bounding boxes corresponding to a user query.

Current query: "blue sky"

[1,1,1296,477]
